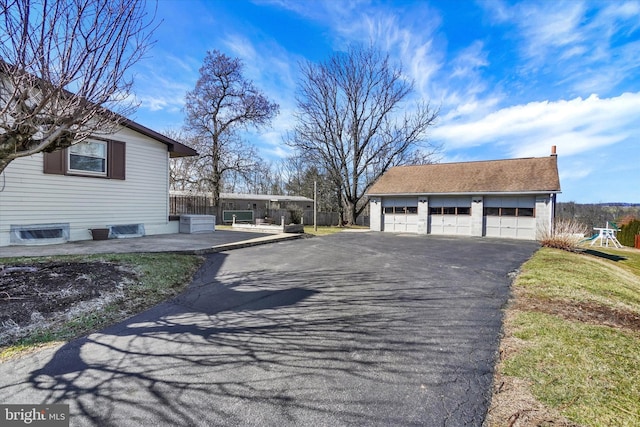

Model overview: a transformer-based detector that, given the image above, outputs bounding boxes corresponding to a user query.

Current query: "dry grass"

[538,218,589,251]
[486,247,640,427]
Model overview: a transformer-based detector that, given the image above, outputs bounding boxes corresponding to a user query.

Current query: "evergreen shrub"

[617,219,640,247]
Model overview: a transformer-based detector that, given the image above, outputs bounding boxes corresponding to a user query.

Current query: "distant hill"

[557,202,640,230]
[593,202,640,207]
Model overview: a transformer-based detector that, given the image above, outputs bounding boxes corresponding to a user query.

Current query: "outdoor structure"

[218,193,313,212]
[170,191,315,224]
[0,120,197,246]
[589,222,623,248]
[367,149,561,240]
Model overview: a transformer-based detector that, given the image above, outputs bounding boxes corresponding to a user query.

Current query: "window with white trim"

[68,141,107,175]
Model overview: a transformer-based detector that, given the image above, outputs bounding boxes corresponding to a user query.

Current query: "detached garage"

[367,151,561,240]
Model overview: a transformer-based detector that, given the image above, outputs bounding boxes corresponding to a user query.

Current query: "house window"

[44,140,125,180]
[68,141,107,175]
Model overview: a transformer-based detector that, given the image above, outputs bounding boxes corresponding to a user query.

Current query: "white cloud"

[432,92,640,158]
[481,0,640,96]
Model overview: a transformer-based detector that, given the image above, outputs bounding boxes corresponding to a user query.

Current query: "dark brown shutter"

[108,140,126,180]
[43,149,66,175]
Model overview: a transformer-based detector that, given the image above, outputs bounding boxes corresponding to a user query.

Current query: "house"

[0,119,197,246]
[367,149,561,240]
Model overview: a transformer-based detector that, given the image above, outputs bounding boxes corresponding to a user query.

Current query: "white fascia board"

[366,190,561,197]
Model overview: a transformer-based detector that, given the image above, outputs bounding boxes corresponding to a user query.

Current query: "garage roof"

[367,155,560,195]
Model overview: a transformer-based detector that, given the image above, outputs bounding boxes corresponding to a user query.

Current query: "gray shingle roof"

[367,156,560,195]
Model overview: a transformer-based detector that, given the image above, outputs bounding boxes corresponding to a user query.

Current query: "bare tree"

[0,0,157,174]
[183,50,279,216]
[288,45,439,225]
[165,129,202,191]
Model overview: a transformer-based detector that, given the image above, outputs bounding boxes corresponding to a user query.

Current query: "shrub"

[539,218,589,251]
[617,219,640,247]
[287,204,303,225]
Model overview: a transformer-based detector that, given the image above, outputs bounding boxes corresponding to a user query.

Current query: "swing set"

[582,221,623,248]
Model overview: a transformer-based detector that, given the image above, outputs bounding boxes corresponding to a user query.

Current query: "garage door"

[428,197,472,236]
[484,196,535,239]
[383,198,418,233]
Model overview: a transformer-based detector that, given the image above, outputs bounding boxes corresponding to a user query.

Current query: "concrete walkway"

[0,230,305,258]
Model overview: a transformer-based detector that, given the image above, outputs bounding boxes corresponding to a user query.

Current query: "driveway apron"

[0,233,539,426]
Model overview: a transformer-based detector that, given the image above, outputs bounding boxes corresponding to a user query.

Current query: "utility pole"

[314,180,317,232]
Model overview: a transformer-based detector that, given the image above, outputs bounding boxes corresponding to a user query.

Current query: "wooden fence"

[170,196,215,215]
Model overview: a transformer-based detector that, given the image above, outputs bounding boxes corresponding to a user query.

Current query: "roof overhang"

[366,190,562,197]
[122,118,198,157]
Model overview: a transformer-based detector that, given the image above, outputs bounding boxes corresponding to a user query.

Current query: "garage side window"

[518,208,534,216]
[484,207,535,216]
[431,207,470,215]
[384,205,418,214]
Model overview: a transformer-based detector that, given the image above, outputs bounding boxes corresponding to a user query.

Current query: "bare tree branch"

[0,0,158,174]
[182,50,279,215]
[287,45,439,225]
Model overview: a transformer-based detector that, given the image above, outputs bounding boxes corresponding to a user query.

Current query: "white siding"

[369,198,382,231]
[0,127,173,246]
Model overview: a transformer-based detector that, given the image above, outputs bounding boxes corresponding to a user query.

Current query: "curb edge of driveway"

[166,233,307,255]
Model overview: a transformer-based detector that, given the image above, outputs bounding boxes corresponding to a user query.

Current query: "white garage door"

[382,198,418,233]
[484,196,536,239]
[428,196,472,236]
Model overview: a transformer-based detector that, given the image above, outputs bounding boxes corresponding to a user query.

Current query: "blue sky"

[129,0,640,203]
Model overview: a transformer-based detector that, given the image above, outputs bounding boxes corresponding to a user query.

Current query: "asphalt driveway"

[0,232,539,426]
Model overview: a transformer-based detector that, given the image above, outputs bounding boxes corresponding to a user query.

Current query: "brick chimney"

[551,145,557,156]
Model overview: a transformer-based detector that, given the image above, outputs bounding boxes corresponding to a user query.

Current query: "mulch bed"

[0,261,138,345]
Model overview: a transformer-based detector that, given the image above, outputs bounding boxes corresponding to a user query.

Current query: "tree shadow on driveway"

[0,236,537,426]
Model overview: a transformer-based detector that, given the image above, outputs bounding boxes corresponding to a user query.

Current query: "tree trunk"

[0,158,11,176]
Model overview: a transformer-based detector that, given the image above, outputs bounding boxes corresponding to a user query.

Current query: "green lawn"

[499,247,640,426]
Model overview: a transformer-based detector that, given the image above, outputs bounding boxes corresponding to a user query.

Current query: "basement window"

[109,224,145,238]
[10,223,70,245]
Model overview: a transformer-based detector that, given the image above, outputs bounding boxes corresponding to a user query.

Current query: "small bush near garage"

[539,218,588,251]
[618,219,640,247]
